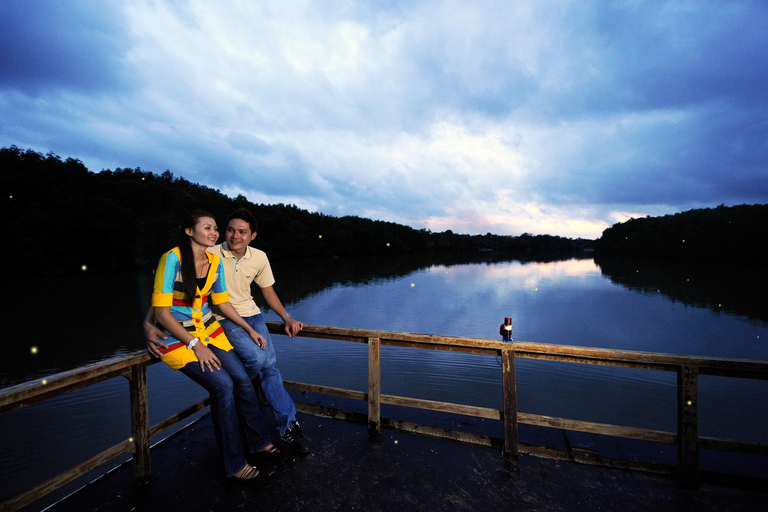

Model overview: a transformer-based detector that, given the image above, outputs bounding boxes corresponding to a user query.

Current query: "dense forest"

[595,204,768,265]
[2,146,591,274]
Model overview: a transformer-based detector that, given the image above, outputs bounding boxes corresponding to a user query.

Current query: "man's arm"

[260,285,303,338]
[143,305,169,358]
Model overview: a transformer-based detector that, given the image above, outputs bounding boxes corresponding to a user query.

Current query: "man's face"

[225,218,257,254]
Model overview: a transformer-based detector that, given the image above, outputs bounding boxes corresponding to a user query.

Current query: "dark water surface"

[2,253,767,504]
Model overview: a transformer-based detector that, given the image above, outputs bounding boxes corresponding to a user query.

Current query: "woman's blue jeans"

[180,344,272,477]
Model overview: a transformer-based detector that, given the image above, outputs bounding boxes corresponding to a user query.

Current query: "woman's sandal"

[228,464,268,486]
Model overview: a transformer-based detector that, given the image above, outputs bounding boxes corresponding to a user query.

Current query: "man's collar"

[220,242,251,259]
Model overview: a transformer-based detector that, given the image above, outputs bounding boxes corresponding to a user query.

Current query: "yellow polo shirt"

[208,243,275,319]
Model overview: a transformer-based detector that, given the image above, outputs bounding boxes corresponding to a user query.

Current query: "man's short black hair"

[226,208,258,233]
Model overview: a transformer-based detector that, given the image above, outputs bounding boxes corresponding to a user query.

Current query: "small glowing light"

[141,177,145,181]
[718,304,722,307]
[410,283,415,287]
[9,195,12,199]
[534,288,538,291]
[682,239,685,243]
[30,346,38,355]
[41,379,48,385]
[129,437,134,443]
[394,440,398,444]
[81,264,88,271]
[686,400,692,406]
[386,243,390,247]
[636,270,639,273]
[318,235,323,239]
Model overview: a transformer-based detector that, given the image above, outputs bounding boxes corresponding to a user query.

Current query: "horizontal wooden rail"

[275,322,768,377]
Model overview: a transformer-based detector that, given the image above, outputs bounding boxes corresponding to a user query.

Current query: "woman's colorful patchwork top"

[152,247,234,370]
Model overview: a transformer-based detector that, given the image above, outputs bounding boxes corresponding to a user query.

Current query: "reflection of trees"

[595,256,768,323]
[266,252,590,307]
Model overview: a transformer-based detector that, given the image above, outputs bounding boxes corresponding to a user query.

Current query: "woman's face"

[186,216,219,248]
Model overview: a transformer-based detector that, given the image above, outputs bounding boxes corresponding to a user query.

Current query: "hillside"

[595,204,768,265]
[2,146,590,273]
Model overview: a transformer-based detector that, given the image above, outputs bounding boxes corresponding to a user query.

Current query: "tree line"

[2,146,591,274]
[595,203,768,265]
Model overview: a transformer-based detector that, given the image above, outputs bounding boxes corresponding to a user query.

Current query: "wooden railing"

[2,323,767,510]
[276,323,767,491]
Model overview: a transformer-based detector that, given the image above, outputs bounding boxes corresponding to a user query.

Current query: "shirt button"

[195,319,201,323]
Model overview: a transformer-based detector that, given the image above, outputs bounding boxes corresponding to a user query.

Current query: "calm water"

[2,254,767,504]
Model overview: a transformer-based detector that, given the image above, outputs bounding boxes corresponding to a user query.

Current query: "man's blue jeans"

[220,314,297,435]
[180,344,273,477]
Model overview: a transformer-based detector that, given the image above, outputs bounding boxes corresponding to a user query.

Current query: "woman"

[151,209,279,482]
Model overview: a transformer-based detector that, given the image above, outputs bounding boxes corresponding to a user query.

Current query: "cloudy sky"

[2,1,767,239]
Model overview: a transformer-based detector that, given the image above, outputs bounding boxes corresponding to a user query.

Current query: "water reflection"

[595,256,768,323]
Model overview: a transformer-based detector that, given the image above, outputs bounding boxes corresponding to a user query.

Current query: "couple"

[144,208,309,483]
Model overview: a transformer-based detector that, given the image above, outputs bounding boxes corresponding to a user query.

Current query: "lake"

[2,253,767,505]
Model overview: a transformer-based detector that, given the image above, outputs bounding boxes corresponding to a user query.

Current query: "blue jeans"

[180,345,273,477]
[220,314,297,434]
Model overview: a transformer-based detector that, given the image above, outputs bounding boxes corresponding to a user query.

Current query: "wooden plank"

[381,394,502,420]
[148,398,210,438]
[381,417,498,448]
[677,365,700,490]
[0,351,151,412]
[0,368,131,415]
[284,381,367,401]
[502,347,518,459]
[699,437,768,456]
[266,322,768,379]
[518,353,672,372]
[0,438,133,512]
[129,364,151,484]
[518,413,676,444]
[368,337,381,436]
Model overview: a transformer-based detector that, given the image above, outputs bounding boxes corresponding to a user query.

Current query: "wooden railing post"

[677,364,699,490]
[129,363,151,484]
[368,337,381,436]
[502,347,518,459]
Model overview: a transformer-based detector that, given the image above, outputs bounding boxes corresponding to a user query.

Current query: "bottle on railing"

[499,317,512,342]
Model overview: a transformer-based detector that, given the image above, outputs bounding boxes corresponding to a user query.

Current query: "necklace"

[196,258,210,278]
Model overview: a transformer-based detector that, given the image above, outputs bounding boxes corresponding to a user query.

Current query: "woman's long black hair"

[177,209,215,304]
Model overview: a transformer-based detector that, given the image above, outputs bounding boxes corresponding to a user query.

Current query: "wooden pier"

[1,323,767,511]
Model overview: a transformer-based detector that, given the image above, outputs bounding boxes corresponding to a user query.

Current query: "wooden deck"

[37,410,766,512]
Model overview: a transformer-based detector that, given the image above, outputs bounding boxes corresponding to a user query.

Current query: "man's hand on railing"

[143,320,169,358]
[283,316,304,339]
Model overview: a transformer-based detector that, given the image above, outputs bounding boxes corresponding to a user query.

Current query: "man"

[145,208,310,454]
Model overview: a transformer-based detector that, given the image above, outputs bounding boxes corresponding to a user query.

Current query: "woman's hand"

[193,343,221,372]
[248,328,266,350]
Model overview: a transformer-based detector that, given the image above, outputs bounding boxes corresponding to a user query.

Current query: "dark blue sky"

[2,0,767,238]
